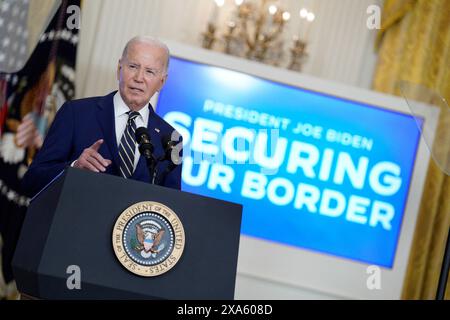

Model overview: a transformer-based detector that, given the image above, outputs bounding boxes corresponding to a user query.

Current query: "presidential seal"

[112,201,185,277]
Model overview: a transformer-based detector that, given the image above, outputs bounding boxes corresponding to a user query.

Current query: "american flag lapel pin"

[155,128,160,133]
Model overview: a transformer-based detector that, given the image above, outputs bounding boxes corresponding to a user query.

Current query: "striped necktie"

[118,111,140,178]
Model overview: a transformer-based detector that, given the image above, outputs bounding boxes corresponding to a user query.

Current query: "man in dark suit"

[23,36,182,197]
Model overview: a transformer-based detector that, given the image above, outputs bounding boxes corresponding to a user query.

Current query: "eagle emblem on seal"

[134,222,166,258]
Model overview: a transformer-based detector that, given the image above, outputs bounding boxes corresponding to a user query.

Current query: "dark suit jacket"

[23,91,182,197]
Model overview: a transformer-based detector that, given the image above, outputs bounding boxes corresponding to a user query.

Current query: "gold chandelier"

[201,0,316,72]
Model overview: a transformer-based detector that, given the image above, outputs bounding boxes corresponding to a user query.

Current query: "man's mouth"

[129,87,144,93]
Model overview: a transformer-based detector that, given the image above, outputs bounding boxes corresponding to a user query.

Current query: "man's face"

[117,42,167,111]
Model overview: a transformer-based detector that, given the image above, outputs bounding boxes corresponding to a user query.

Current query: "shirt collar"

[113,91,150,121]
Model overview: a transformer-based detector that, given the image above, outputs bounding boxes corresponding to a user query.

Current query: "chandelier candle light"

[202,0,226,49]
[288,7,315,72]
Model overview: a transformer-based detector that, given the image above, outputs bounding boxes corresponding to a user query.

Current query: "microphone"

[135,127,154,160]
[157,133,182,185]
[135,127,157,183]
[161,134,182,165]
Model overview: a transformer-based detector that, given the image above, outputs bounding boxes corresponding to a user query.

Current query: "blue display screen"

[156,57,422,268]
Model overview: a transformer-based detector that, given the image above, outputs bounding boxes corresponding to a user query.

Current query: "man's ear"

[116,60,122,81]
[157,74,168,92]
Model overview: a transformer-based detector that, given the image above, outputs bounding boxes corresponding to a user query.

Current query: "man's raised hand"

[73,139,112,173]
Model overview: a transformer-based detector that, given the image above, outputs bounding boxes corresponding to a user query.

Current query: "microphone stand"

[144,155,158,185]
[135,127,159,185]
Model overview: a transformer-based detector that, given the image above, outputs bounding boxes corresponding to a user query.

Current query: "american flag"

[0,0,30,73]
[0,0,80,292]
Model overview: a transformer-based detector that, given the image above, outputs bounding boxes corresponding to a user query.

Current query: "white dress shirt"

[113,91,150,171]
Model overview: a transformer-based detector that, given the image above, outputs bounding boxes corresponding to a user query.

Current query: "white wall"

[75,0,384,300]
[76,0,381,99]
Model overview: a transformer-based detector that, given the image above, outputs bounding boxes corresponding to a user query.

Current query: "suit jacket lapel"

[96,92,120,169]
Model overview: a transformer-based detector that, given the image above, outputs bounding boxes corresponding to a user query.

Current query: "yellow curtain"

[373,0,450,299]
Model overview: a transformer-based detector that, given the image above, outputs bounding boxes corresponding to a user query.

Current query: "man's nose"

[133,68,144,82]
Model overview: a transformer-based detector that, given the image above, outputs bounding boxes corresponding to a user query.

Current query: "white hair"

[121,36,170,72]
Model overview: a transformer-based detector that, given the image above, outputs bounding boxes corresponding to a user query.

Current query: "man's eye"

[129,64,137,69]
[146,70,155,75]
